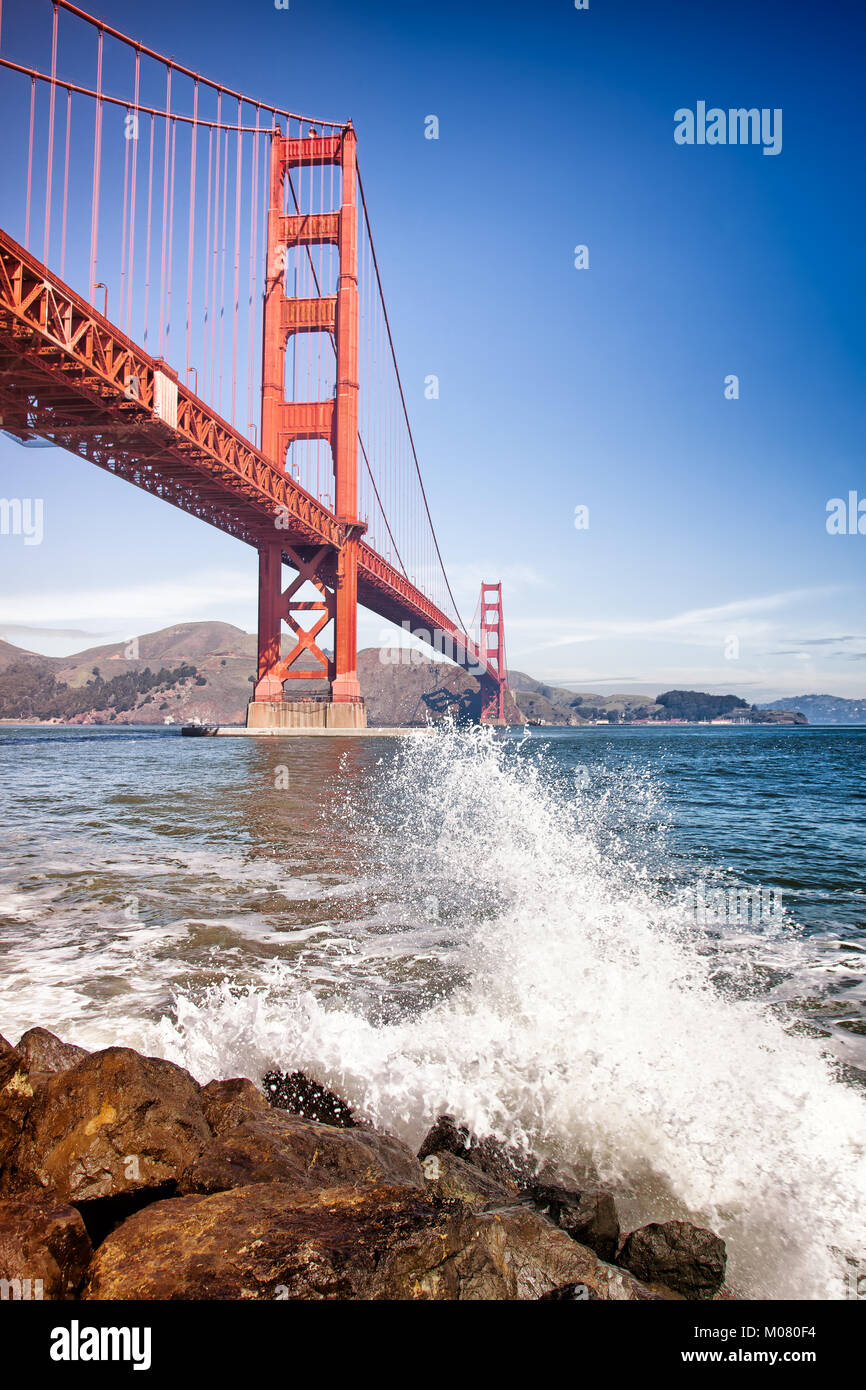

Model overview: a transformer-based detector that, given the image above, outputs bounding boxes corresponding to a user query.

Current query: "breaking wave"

[149,722,866,1299]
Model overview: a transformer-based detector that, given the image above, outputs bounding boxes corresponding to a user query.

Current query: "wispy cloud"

[0,570,256,627]
[514,587,845,655]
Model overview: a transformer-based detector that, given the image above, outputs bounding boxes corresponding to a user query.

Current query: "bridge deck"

[0,229,489,680]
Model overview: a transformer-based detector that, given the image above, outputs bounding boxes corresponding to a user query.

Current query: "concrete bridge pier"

[246,697,367,730]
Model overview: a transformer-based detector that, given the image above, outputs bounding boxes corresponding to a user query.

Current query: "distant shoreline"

[4,717,866,730]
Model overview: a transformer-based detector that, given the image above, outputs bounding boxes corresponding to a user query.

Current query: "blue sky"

[1,0,864,699]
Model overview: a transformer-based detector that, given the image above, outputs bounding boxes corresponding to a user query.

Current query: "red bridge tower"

[251,123,365,729]
[479,582,507,723]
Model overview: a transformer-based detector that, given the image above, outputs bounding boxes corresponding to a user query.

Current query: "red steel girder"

[280,213,339,247]
[281,134,341,166]
[0,228,347,552]
[280,296,337,335]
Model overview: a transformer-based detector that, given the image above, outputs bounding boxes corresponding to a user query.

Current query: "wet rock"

[0,1195,91,1299]
[84,1181,667,1301]
[420,1150,519,1211]
[0,1036,84,1185]
[618,1220,727,1300]
[261,1112,428,1189]
[83,1183,434,1299]
[262,1069,358,1127]
[181,1110,422,1196]
[263,1114,424,1190]
[417,1114,532,1192]
[179,1117,308,1195]
[532,1182,621,1263]
[2,1046,210,1206]
[0,1037,23,1090]
[0,1050,43,1182]
[201,1078,270,1136]
[383,1204,668,1301]
[16,1028,88,1075]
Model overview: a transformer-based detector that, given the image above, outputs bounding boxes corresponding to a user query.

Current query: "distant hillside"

[360,650,522,727]
[507,671,664,724]
[507,674,808,725]
[0,623,318,726]
[0,624,522,727]
[4,624,854,727]
[0,659,203,722]
[760,694,866,725]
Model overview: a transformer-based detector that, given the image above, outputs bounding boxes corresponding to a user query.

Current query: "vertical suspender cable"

[43,1,58,264]
[125,49,141,336]
[217,116,228,412]
[119,106,131,326]
[210,91,222,401]
[25,76,35,250]
[143,112,154,346]
[60,87,71,279]
[185,79,198,377]
[158,66,172,354]
[231,98,243,425]
[165,117,177,359]
[88,28,103,305]
[203,124,213,396]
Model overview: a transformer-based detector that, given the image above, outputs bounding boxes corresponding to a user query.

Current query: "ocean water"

[1,720,864,1299]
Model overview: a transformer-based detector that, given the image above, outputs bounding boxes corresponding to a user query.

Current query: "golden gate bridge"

[0,0,508,727]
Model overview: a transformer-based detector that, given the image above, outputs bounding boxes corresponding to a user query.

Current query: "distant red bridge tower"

[479,583,507,723]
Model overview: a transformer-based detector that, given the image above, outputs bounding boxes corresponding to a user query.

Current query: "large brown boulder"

[0,1047,44,1183]
[0,1033,89,1189]
[0,1196,91,1299]
[420,1150,520,1212]
[618,1220,727,1299]
[15,1028,88,1075]
[417,1114,531,1192]
[83,1181,667,1300]
[179,1117,308,1195]
[265,1115,424,1189]
[180,1110,423,1196]
[2,1047,210,1205]
[200,1078,271,1136]
[532,1182,621,1263]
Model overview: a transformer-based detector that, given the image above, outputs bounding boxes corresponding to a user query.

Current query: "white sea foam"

[145,722,866,1300]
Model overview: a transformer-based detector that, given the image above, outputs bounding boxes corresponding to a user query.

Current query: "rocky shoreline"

[0,1027,730,1301]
